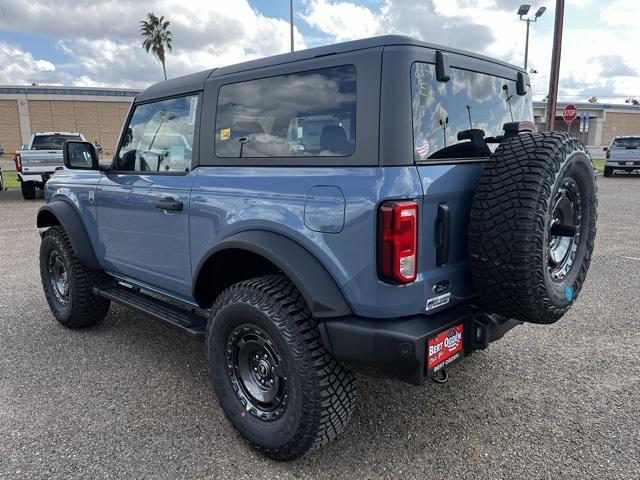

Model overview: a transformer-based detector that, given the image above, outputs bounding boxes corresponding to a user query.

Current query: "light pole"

[290,0,295,52]
[518,4,546,70]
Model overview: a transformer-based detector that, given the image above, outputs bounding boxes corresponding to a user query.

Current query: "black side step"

[94,283,207,341]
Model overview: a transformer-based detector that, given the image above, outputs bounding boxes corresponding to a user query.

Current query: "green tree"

[140,13,173,80]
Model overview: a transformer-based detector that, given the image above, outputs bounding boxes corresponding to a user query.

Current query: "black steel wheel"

[47,249,70,306]
[469,132,597,324]
[547,177,582,282]
[207,275,356,461]
[40,226,110,328]
[226,324,289,422]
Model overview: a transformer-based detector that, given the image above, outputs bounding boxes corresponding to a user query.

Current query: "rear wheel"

[604,166,613,177]
[469,132,597,324]
[207,275,356,461]
[40,226,110,328]
[21,181,36,200]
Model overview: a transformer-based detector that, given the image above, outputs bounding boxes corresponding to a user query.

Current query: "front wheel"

[40,226,110,328]
[207,275,356,461]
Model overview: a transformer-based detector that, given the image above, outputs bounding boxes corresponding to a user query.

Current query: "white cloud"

[0,0,306,88]
[302,0,640,103]
[303,0,380,42]
[0,42,63,85]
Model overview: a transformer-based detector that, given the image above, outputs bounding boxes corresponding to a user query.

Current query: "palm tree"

[140,13,173,80]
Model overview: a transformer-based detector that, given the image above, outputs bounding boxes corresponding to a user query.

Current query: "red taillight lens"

[378,200,418,283]
[14,153,22,172]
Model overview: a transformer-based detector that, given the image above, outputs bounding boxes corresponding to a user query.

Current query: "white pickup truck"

[14,132,85,199]
[604,136,640,177]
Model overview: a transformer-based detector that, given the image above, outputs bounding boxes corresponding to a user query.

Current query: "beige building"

[533,101,640,147]
[0,85,139,158]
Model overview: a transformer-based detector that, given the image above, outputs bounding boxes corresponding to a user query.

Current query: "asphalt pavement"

[0,176,639,479]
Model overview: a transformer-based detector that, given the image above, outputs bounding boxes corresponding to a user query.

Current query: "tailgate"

[416,163,484,311]
[19,151,64,171]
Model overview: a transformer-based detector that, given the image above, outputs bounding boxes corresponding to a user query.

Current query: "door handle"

[155,197,183,212]
[436,203,451,267]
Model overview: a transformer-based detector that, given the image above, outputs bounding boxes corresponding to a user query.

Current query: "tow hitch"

[431,369,448,384]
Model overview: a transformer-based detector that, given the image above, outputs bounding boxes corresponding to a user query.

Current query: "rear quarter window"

[411,63,533,162]
[215,65,357,158]
[31,135,82,150]
[612,138,640,148]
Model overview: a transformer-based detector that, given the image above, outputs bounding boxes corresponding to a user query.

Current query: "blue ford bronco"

[37,36,597,460]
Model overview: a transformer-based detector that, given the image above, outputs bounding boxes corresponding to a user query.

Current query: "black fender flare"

[193,230,352,318]
[37,201,100,270]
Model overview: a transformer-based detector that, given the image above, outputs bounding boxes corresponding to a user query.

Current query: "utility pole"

[290,0,295,52]
[545,0,565,131]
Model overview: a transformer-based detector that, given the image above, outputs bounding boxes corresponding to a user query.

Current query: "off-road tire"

[40,225,110,327]
[603,166,613,177]
[21,181,36,200]
[207,274,356,461]
[469,132,597,324]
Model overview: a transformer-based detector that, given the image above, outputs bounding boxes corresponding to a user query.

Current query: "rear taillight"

[606,149,610,159]
[14,153,22,172]
[378,200,418,283]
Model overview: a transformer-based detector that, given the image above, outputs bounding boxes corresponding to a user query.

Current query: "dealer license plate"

[427,324,464,374]
[626,162,635,166]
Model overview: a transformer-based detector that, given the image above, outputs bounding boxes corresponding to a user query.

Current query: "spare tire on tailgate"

[468,132,597,324]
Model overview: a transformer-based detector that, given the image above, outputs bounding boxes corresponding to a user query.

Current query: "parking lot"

[0,176,638,479]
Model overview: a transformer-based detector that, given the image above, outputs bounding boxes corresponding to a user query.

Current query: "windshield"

[612,138,640,149]
[31,135,82,150]
[411,63,533,161]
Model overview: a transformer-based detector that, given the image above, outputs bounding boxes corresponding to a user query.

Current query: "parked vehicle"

[603,136,640,177]
[0,165,4,191]
[37,36,598,461]
[0,145,5,156]
[15,132,85,199]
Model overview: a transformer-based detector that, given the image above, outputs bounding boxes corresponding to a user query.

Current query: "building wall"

[25,99,131,156]
[602,112,640,145]
[0,100,23,154]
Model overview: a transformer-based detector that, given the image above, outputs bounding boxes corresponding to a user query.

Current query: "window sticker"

[415,137,430,159]
[220,128,231,141]
[188,97,198,125]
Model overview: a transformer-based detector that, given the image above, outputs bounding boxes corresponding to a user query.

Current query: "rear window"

[31,134,82,150]
[411,63,533,162]
[215,65,356,158]
[612,138,640,149]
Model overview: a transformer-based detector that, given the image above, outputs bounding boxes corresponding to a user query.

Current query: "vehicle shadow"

[76,303,530,477]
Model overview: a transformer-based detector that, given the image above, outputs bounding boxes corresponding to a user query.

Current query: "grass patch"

[592,160,604,172]
[2,170,21,189]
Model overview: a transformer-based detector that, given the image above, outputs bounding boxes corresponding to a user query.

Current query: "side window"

[411,63,533,162]
[215,65,356,158]
[115,95,198,172]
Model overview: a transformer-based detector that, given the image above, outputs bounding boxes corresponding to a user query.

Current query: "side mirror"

[602,146,608,151]
[63,141,99,170]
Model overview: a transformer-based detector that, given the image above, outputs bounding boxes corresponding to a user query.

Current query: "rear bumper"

[606,161,640,169]
[320,304,521,385]
[18,172,55,183]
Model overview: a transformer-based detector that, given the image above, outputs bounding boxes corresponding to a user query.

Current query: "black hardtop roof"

[136,35,525,102]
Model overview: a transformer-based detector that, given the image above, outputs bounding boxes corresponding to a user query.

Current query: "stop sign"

[563,104,577,124]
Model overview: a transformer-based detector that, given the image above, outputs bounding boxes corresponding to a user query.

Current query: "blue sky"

[0,0,638,103]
